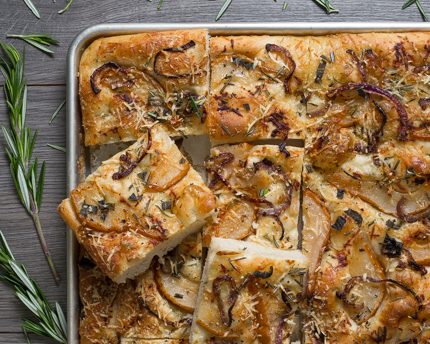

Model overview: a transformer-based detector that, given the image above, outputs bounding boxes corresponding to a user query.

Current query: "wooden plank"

[0,86,67,334]
[0,333,59,344]
[0,0,424,85]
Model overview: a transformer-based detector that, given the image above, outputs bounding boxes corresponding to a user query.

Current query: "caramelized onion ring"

[154,40,197,79]
[327,83,409,141]
[90,62,134,95]
[266,44,296,94]
[419,98,430,110]
[212,274,239,327]
[346,49,367,82]
[112,129,152,180]
[339,276,423,311]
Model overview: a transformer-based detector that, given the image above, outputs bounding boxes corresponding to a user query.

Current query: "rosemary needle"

[216,0,233,21]
[402,0,428,21]
[158,0,163,9]
[7,34,59,54]
[47,144,66,153]
[312,0,339,13]
[58,0,75,14]
[23,0,41,19]
[50,99,66,124]
[282,2,288,10]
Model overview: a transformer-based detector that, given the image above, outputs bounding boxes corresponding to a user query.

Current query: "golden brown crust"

[58,125,215,282]
[80,29,209,146]
[208,35,309,143]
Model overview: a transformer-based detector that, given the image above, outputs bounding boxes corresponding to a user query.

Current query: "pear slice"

[302,189,331,298]
[154,262,200,313]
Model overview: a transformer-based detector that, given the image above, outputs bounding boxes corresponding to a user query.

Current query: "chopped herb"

[332,216,347,231]
[58,0,74,14]
[47,143,66,153]
[330,51,335,63]
[243,126,256,137]
[315,59,327,84]
[145,199,151,213]
[393,159,400,171]
[128,193,143,202]
[179,157,186,164]
[259,189,269,197]
[228,258,242,274]
[344,209,363,226]
[390,296,406,302]
[232,57,254,70]
[221,99,227,104]
[306,165,313,173]
[189,96,201,118]
[336,188,345,199]
[380,234,403,257]
[386,219,402,230]
[157,0,163,9]
[273,236,279,248]
[243,103,250,111]
[221,124,233,136]
[260,68,279,83]
[145,57,152,67]
[220,75,233,93]
[161,200,172,210]
[174,293,183,299]
[343,170,357,179]
[155,205,173,218]
[282,2,287,10]
[368,219,376,226]
[148,90,155,96]
[320,55,331,63]
[230,257,247,262]
[80,201,98,217]
[279,142,291,157]
[288,268,306,275]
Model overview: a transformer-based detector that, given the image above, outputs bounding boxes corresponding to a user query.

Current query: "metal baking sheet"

[66,22,430,343]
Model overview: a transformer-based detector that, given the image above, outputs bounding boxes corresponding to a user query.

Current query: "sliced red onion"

[396,196,430,223]
[90,62,134,95]
[154,40,197,79]
[266,44,296,94]
[346,49,367,82]
[112,129,152,180]
[327,83,409,141]
[212,274,239,327]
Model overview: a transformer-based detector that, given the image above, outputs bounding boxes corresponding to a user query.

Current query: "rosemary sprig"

[402,0,428,21]
[312,0,339,13]
[58,0,75,14]
[0,231,67,343]
[7,34,59,55]
[0,41,60,284]
[23,0,41,19]
[216,0,233,21]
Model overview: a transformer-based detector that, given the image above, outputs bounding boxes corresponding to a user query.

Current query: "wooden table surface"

[0,0,427,342]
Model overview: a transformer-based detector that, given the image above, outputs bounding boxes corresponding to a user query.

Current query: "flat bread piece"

[190,237,307,344]
[301,181,430,344]
[58,125,216,283]
[306,33,430,146]
[79,29,209,146]
[203,143,303,249]
[78,249,192,344]
[208,35,309,144]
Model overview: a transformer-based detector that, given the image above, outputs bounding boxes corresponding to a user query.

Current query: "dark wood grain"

[0,0,427,342]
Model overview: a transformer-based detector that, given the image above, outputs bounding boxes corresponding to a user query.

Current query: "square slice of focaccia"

[78,243,197,344]
[79,29,209,146]
[305,33,430,156]
[301,175,430,344]
[190,237,307,344]
[208,35,309,144]
[58,125,216,283]
[203,143,303,249]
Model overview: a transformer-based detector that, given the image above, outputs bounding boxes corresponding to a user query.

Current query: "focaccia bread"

[203,143,303,249]
[58,125,216,283]
[190,237,307,344]
[208,35,309,144]
[79,29,209,146]
[78,248,193,344]
[301,183,430,344]
[306,33,430,146]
